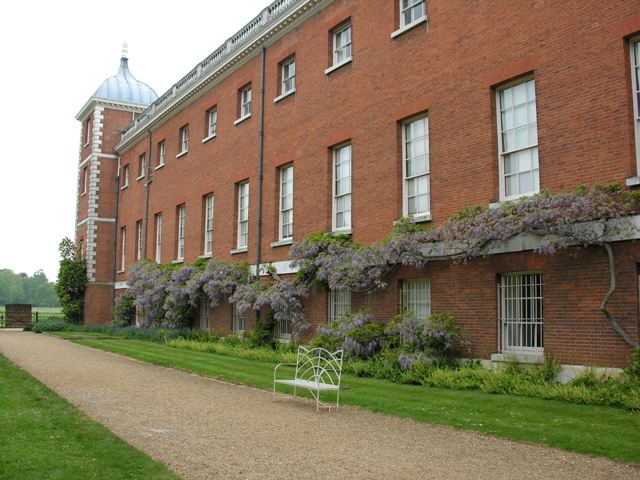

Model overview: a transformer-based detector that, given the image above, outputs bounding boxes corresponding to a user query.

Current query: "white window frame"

[177,205,186,262]
[179,126,189,155]
[498,272,544,354]
[496,77,539,201]
[402,115,430,219]
[401,278,431,321]
[85,117,91,146]
[121,165,129,189]
[232,304,245,333]
[332,143,352,232]
[155,213,162,263]
[279,165,294,241]
[281,57,296,95]
[204,194,214,255]
[328,288,351,322]
[241,86,252,118]
[332,22,352,66]
[207,107,217,138]
[400,0,426,28]
[135,220,143,261]
[630,37,640,177]
[237,182,249,249]
[81,166,87,195]
[274,316,291,341]
[120,227,126,271]
[200,297,211,331]
[157,141,166,168]
[137,153,146,180]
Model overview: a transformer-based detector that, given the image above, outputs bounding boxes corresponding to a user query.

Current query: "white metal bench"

[273,346,344,411]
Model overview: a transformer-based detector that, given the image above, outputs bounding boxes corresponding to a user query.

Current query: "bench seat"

[274,378,340,391]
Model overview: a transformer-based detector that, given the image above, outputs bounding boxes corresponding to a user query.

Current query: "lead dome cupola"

[93,43,157,106]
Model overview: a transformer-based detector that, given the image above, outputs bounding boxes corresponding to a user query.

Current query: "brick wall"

[5,304,32,329]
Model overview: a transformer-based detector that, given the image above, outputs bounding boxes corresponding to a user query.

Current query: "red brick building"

[75,0,640,370]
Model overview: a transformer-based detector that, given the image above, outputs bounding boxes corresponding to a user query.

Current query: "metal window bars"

[498,273,544,353]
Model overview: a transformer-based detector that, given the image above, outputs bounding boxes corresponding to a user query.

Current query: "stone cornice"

[114,0,331,154]
[75,97,147,122]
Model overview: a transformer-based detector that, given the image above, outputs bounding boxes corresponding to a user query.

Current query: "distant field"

[0,306,63,327]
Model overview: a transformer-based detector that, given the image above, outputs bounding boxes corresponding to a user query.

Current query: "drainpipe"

[143,128,153,259]
[255,46,267,325]
[111,157,121,310]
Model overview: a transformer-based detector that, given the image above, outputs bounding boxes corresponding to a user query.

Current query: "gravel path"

[0,330,638,480]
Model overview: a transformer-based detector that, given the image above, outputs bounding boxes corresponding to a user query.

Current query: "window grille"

[200,298,211,331]
[328,288,351,322]
[401,278,430,320]
[498,273,544,352]
[233,304,245,333]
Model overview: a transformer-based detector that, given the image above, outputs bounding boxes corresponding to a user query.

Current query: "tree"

[55,238,87,323]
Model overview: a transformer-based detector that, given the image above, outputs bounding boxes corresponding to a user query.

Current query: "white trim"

[202,133,217,144]
[136,174,145,181]
[332,143,352,233]
[155,163,165,171]
[114,281,129,290]
[626,175,640,187]
[237,181,249,249]
[271,238,294,247]
[198,254,213,259]
[324,57,352,75]
[230,247,248,254]
[234,113,252,126]
[630,37,640,176]
[172,259,184,264]
[402,115,430,218]
[391,15,427,39]
[279,164,294,241]
[250,260,299,276]
[176,150,188,159]
[274,88,296,103]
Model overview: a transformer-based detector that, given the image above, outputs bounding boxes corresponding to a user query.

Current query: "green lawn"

[0,353,180,480]
[53,333,640,464]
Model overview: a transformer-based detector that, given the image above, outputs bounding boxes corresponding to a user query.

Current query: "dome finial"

[121,41,129,60]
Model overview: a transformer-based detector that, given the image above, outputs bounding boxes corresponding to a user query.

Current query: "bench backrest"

[295,346,343,387]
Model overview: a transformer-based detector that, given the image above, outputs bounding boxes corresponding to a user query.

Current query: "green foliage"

[113,291,136,326]
[32,319,70,333]
[245,312,277,349]
[624,347,640,382]
[0,268,59,307]
[55,238,87,323]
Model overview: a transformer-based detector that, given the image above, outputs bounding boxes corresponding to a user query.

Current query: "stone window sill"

[234,114,252,126]
[271,238,293,248]
[172,259,184,264]
[325,57,352,76]
[331,228,352,235]
[155,163,165,170]
[626,176,640,187]
[198,253,212,259]
[176,150,188,159]
[393,213,431,225]
[230,247,248,255]
[274,89,296,104]
[120,185,128,191]
[202,133,217,144]
[391,16,427,39]
[136,175,145,182]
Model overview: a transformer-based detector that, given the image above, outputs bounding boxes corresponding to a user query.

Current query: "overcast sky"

[0,0,268,281]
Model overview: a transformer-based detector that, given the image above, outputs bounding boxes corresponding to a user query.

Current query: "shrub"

[624,347,640,383]
[55,238,87,324]
[32,319,73,333]
[317,311,386,358]
[113,291,135,326]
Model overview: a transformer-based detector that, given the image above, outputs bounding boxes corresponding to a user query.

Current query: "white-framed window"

[274,316,291,341]
[400,0,426,28]
[120,226,126,271]
[204,194,214,255]
[138,153,146,180]
[328,288,351,322]
[179,125,189,154]
[498,273,544,353]
[401,278,431,320]
[237,182,249,249]
[200,297,211,331]
[240,85,252,118]
[332,143,352,232]
[81,166,88,195]
[232,304,245,333]
[177,205,186,261]
[158,141,166,167]
[279,165,293,240]
[630,37,640,174]
[332,22,352,66]
[402,116,430,217]
[122,165,129,188]
[207,107,217,138]
[85,117,91,145]
[135,220,143,261]
[497,78,539,201]
[281,57,296,95]
[155,213,162,263]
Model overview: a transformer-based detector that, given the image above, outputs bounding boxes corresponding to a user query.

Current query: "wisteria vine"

[120,184,639,344]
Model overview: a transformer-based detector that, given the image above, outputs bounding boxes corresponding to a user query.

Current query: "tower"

[74,44,157,324]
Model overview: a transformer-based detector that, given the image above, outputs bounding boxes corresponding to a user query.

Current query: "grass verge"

[53,333,640,465]
[0,353,180,480]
